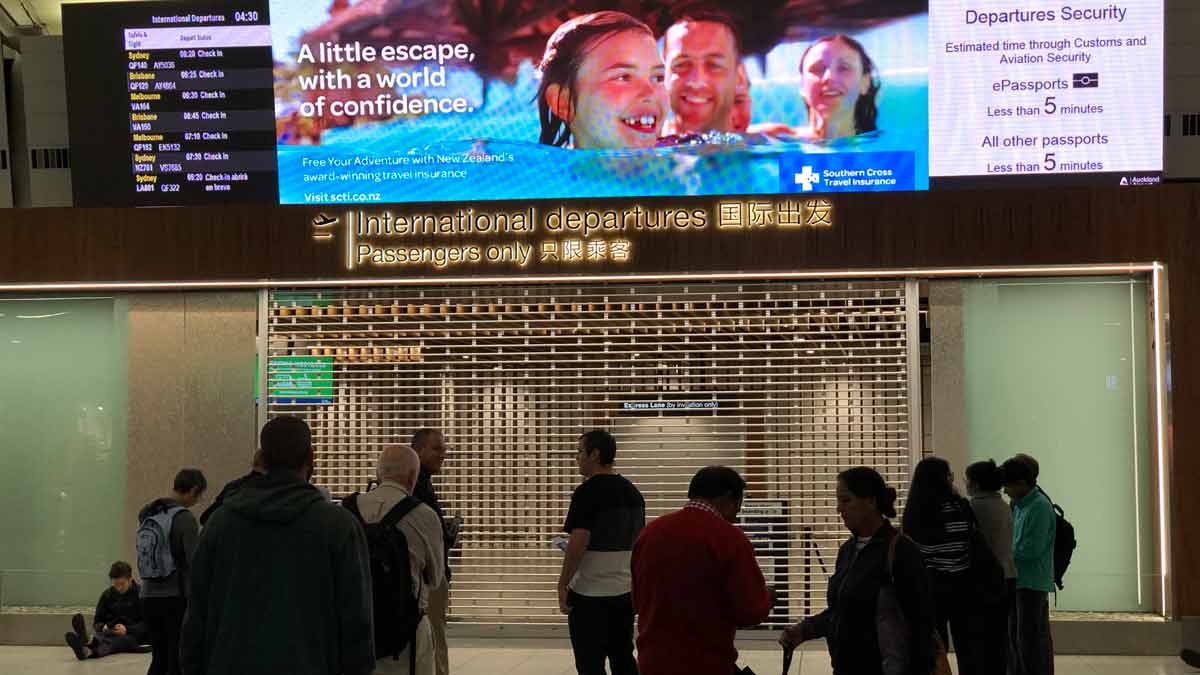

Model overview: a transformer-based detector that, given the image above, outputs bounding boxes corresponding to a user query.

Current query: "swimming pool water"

[278,73,929,204]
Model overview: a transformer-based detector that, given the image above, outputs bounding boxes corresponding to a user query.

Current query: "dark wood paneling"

[1,185,1197,615]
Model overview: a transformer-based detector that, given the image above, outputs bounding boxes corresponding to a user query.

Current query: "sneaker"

[70,613,89,644]
[64,632,89,661]
[1182,649,1200,669]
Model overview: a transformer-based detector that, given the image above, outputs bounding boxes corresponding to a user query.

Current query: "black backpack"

[343,492,424,667]
[1036,487,1077,591]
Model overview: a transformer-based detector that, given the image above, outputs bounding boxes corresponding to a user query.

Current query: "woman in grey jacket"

[966,459,1016,675]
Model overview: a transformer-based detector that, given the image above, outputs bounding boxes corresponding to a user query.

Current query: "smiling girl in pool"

[536,11,668,150]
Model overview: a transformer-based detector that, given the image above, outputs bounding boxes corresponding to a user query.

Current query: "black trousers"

[92,632,142,658]
[566,590,638,675]
[979,580,1015,675]
[932,572,986,675]
[1008,589,1054,675]
[144,596,187,675]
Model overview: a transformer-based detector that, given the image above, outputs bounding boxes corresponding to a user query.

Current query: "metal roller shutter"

[266,280,917,627]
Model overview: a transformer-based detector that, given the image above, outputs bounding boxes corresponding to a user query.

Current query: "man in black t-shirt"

[558,430,645,675]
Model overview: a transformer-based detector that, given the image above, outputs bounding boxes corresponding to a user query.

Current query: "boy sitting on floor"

[65,561,150,660]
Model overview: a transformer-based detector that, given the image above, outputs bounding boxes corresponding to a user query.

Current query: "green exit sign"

[269,356,334,404]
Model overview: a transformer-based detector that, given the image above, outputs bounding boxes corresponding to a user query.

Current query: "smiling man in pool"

[537,11,668,149]
[660,8,744,137]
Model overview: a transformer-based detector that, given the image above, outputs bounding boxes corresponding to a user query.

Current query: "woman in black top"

[902,457,983,675]
[780,467,935,675]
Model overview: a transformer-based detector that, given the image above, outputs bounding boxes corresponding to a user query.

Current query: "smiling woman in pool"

[793,34,881,141]
[536,11,667,149]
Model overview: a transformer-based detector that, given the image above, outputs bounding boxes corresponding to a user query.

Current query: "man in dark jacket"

[180,416,374,675]
[65,561,148,660]
[198,449,266,526]
[140,468,206,675]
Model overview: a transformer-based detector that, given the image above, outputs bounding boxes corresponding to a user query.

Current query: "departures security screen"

[62,0,1163,208]
[929,2,1163,187]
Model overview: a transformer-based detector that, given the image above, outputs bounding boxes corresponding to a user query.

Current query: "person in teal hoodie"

[180,416,374,675]
[1000,457,1056,675]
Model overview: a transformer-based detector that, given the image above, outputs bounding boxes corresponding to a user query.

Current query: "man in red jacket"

[631,466,775,675]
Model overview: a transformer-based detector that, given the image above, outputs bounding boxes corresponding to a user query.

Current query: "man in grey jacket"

[139,468,206,675]
[357,444,445,674]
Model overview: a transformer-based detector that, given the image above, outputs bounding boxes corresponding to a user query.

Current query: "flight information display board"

[65,2,278,206]
[62,0,1164,208]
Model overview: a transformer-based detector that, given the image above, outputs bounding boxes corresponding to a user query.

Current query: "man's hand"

[113,624,127,636]
[778,620,808,650]
[558,584,571,615]
[557,529,589,616]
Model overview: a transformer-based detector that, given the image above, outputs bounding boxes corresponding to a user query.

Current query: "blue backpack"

[136,505,185,580]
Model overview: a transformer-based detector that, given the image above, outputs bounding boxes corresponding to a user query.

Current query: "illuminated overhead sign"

[310,197,834,272]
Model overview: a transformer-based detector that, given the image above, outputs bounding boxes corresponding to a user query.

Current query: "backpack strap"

[886,530,902,582]
[380,496,422,530]
[1036,485,1059,508]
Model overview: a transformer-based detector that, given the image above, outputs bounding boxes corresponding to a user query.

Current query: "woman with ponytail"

[780,466,936,674]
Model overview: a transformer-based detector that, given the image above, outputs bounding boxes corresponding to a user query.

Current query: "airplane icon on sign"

[312,213,337,241]
[794,166,821,192]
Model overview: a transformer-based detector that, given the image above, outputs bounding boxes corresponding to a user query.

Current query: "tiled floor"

[1,645,1196,675]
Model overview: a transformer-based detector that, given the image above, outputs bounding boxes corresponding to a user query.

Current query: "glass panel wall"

[963,277,1154,612]
[0,291,258,609]
[0,298,128,608]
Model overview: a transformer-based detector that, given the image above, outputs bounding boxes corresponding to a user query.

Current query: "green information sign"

[273,291,335,308]
[269,356,334,404]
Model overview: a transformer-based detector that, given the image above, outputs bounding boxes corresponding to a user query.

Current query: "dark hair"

[838,466,897,518]
[109,561,133,580]
[1013,452,1040,480]
[579,429,617,465]
[173,468,207,495]
[536,11,654,147]
[260,415,313,472]
[687,465,746,501]
[668,5,744,57]
[1000,457,1036,486]
[966,459,1003,493]
[799,34,880,135]
[411,428,441,451]
[901,457,956,533]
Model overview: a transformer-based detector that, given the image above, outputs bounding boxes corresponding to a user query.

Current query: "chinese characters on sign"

[540,239,631,263]
[717,199,834,230]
